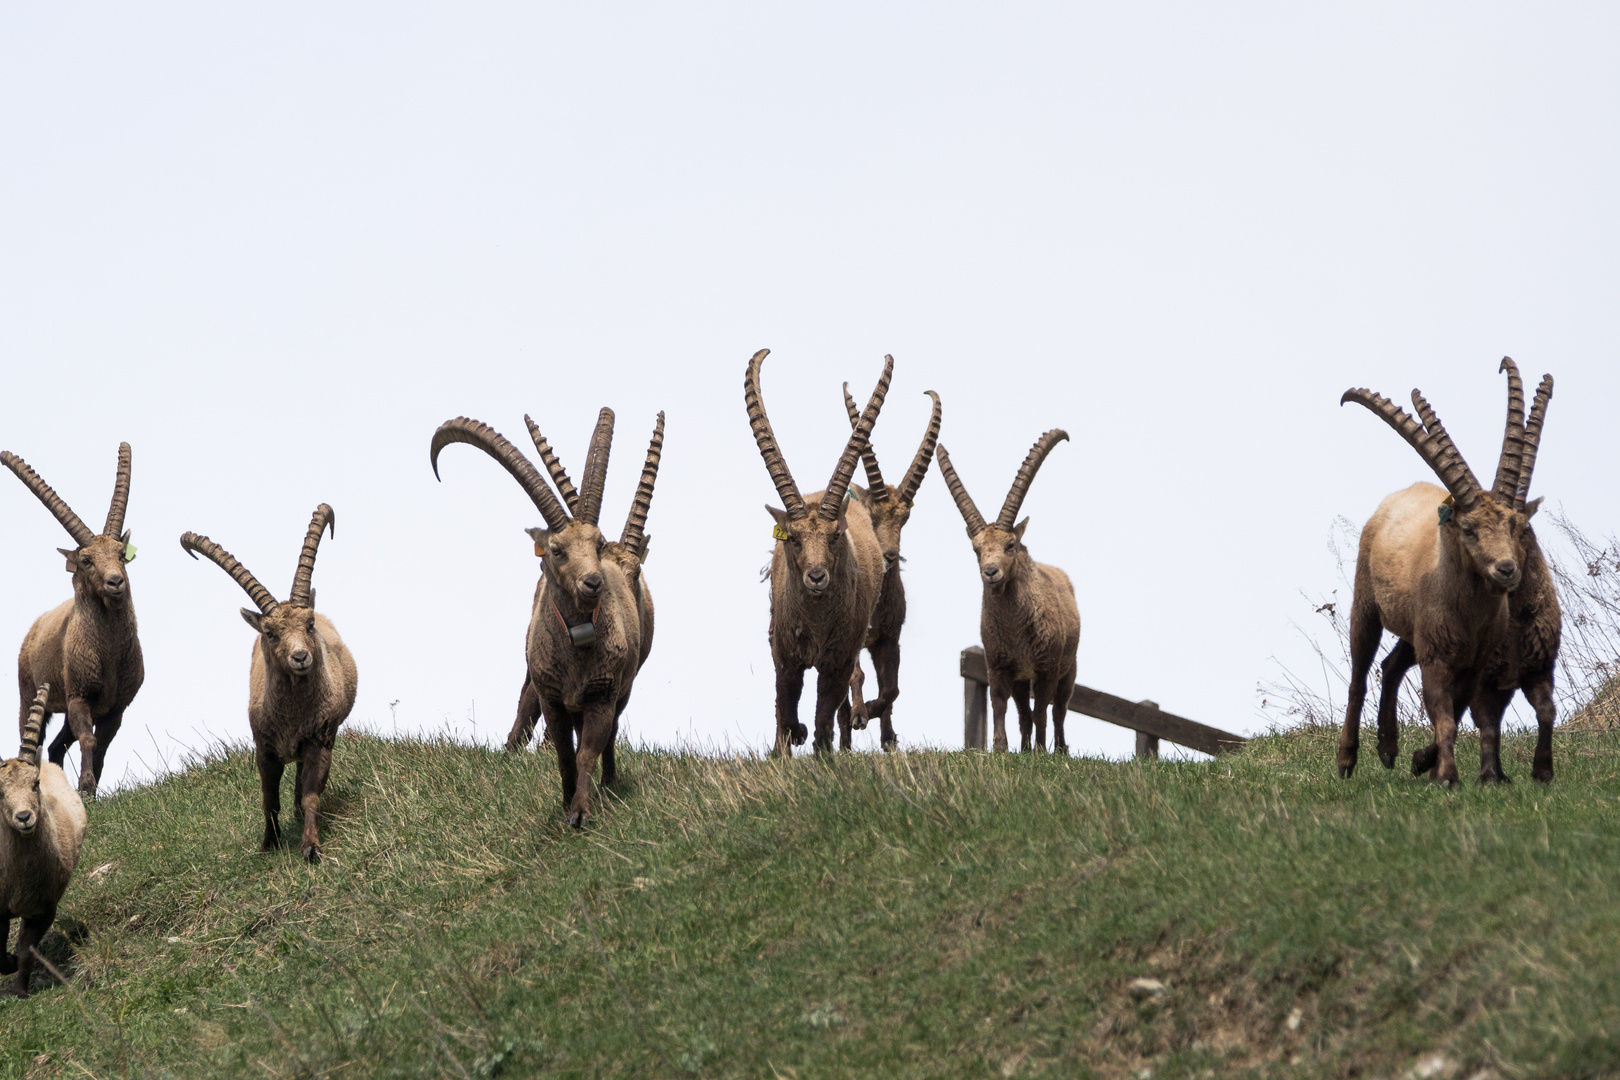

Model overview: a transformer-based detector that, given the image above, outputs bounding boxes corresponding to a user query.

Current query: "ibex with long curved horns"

[1379,359,1561,783]
[834,385,942,751]
[936,431,1079,753]
[4,443,143,795]
[505,409,662,753]
[432,408,662,827]
[1338,373,1536,786]
[181,505,358,860]
[749,349,890,757]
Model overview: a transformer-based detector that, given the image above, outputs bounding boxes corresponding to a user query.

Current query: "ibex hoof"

[1479,771,1511,786]
[302,844,322,863]
[567,810,586,829]
[1411,745,1440,776]
[1377,751,1397,770]
[791,723,808,746]
[1532,764,1554,784]
[1337,764,1355,779]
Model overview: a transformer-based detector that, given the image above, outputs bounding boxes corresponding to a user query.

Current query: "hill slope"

[4,726,1620,1079]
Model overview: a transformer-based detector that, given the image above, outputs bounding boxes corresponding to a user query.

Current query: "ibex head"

[842,385,942,573]
[182,504,336,679]
[747,350,892,599]
[936,429,1069,594]
[1,687,50,837]
[2,443,136,606]
[1342,358,1553,594]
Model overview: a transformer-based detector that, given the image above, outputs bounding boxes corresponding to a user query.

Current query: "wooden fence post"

[1135,701,1161,759]
[961,646,988,750]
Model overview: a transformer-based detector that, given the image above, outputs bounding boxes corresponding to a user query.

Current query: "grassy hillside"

[5,726,1620,1079]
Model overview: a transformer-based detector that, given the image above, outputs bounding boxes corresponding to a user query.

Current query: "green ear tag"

[772,524,790,541]
[1437,504,1453,526]
[123,542,138,563]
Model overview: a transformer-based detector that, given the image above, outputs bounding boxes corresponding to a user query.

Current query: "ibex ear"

[765,504,790,527]
[240,608,264,633]
[58,548,79,573]
[307,589,317,610]
[639,535,652,563]
[832,493,851,538]
[1522,497,1543,520]
[1013,517,1030,542]
[525,527,549,557]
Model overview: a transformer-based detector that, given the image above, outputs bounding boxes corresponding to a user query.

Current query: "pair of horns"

[1,443,132,549]
[935,429,1070,538]
[18,685,48,767]
[431,408,665,559]
[180,504,335,614]
[842,384,942,506]
[1491,358,1553,513]
[746,349,892,523]
[1343,359,1554,513]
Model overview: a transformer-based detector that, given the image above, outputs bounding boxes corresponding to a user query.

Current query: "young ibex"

[749,349,891,756]
[1338,379,1534,786]
[3,443,143,795]
[0,686,87,998]
[1380,360,1560,783]
[505,410,662,753]
[432,408,663,826]
[936,431,1079,753]
[181,505,359,860]
[834,385,942,751]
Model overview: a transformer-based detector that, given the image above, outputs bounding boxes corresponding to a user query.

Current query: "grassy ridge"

[4,726,1620,1079]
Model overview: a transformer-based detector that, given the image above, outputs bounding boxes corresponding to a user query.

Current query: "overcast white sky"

[3,4,1617,787]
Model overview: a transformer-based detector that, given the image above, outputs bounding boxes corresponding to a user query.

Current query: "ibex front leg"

[568,700,617,827]
[62,695,98,795]
[256,746,285,851]
[296,742,334,862]
[774,665,807,758]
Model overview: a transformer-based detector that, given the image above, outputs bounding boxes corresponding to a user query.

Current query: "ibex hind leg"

[867,637,901,752]
[1525,674,1556,783]
[1050,670,1075,756]
[10,914,51,998]
[506,677,542,752]
[1471,684,1514,785]
[1012,679,1035,752]
[1375,639,1416,769]
[1338,597,1384,778]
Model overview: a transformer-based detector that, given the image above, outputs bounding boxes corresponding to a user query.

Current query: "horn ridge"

[103,441,132,538]
[619,412,664,562]
[524,415,579,512]
[897,391,943,506]
[181,532,280,614]
[996,428,1069,530]
[1492,358,1526,502]
[1339,388,1478,509]
[288,503,335,607]
[1515,374,1553,510]
[576,407,615,527]
[843,381,888,500]
[18,684,48,767]
[744,349,808,521]
[430,417,570,532]
[1409,389,1483,501]
[0,451,96,548]
[820,354,893,521]
[935,445,988,537]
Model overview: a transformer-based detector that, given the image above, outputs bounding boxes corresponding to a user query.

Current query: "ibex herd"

[0,349,1572,995]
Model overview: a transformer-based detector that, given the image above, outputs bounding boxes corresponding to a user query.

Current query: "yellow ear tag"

[534,542,545,557]
[123,542,137,564]
[772,524,790,541]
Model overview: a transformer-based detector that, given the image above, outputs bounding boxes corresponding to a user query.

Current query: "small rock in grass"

[1127,977,1167,1001]
[1405,1053,1459,1079]
[87,862,117,881]
[1286,1007,1303,1031]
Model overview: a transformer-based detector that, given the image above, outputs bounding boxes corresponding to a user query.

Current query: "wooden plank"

[964,668,987,750]
[959,644,1245,757]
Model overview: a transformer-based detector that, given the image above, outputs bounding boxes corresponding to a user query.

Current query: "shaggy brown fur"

[433,409,662,827]
[748,350,891,757]
[0,687,87,997]
[1339,375,1537,787]
[834,385,942,752]
[181,505,359,860]
[936,431,1080,753]
[4,444,143,796]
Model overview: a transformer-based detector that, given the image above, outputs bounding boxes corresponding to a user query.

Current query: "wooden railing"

[960,645,1246,758]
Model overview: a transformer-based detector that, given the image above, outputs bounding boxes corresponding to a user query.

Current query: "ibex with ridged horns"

[1377,359,1560,783]
[749,349,890,757]
[3,443,143,796]
[1338,373,1536,786]
[834,383,942,751]
[936,430,1079,753]
[181,505,358,860]
[505,409,661,753]
[432,408,662,827]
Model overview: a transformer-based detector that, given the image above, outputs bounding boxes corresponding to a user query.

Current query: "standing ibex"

[1338,378,1534,786]
[1378,360,1560,783]
[749,349,890,757]
[834,385,942,751]
[936,431,1079,753]
[181,505,358,860]
[505,410,661,753]
[4,444,143,795]
[432,408,662,827]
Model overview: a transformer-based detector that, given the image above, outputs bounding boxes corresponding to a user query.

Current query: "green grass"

[5,725,1620,1079]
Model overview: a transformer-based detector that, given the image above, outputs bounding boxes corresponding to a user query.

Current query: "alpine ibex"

[0,686,87,998]
[936,431,1079,753]
[749,349,891,757]
[4,443,143,795]
[181,505,359,860]
[432,408,663,827]
[505,410,661,753]
[834,385,942,751]
[1338,378,1534,786]
[1380,359,1560,783]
